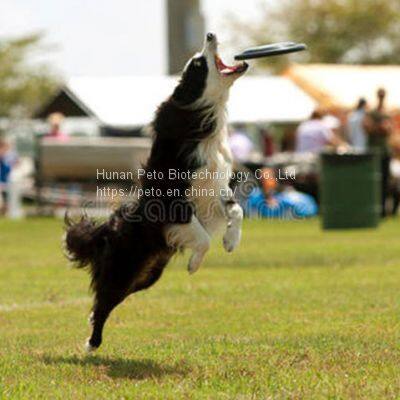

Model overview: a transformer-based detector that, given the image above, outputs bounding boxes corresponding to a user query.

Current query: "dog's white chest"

[189,131,233,232]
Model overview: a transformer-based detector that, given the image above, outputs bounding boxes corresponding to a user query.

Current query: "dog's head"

[172,33,248,106]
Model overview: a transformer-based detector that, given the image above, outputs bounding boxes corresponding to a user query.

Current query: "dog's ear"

[172,56,208,105]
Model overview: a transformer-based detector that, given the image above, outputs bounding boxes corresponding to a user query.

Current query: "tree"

[229,0,400,72]
[0,33,59,118]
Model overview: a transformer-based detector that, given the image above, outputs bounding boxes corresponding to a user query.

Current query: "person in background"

[322,114,341,135]
[246,167,318,219]
[260,128,275,156]
[295,110,344,153]
[0,137,18,215]
[45,112,68,140]
[228,124,254,163]
[347,98,368,151]
[363,88,392,217]
[389,134,400,215]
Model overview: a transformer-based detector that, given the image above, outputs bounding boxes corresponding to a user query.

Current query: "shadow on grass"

[41,354,189,380]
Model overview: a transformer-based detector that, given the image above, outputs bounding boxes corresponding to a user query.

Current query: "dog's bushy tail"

[64,213,110,268]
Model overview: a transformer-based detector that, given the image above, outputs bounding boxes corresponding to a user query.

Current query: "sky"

[0,0,265,78]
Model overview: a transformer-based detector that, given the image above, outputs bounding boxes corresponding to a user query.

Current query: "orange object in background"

[393,114,400,133]
[260,168,277,193]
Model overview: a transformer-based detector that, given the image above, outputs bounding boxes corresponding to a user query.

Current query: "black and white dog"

[65,33,248,351]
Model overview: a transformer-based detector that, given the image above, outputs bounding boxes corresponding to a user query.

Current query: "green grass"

[1,217,400,399]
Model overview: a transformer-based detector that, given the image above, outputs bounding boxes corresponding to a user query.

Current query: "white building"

[35,75,316,136]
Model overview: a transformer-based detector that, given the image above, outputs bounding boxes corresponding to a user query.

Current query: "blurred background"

[1,0,400,224]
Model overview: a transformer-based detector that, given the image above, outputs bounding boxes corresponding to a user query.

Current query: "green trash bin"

[320,152,381,229]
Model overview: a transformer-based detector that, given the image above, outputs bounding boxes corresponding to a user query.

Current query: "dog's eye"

[193,59,201,67]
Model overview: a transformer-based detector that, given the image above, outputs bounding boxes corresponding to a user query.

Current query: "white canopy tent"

[228,77,316,123]
[286,64,400,111]
[39,76,316,128]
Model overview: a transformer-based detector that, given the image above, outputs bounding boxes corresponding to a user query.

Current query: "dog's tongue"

[221,66,238,74]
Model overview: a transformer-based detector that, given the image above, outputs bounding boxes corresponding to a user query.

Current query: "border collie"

[65,33,248,351]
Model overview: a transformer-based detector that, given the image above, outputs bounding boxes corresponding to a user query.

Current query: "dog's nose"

[206,32,215,42]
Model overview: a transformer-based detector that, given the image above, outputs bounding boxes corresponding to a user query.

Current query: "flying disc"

[234,42,307,61]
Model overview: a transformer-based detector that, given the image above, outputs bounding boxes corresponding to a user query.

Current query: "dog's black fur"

[65,54,218,350]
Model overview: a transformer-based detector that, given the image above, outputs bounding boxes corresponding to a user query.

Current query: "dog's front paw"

[223,227,241,253]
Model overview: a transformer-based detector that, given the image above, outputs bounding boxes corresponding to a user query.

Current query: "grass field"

[1,217,400,399]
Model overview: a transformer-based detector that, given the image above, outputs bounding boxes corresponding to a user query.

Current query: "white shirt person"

[347,98,368,152]
[295,110,344,154]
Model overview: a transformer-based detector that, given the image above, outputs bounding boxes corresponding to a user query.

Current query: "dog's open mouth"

[215,55,248,76]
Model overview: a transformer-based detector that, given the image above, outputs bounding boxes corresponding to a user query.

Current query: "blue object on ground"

[246,187,318,219]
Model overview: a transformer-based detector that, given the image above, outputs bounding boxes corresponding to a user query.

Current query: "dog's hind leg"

[86,289,127,352]
[165,216,210,274]
[223,200,243,253]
